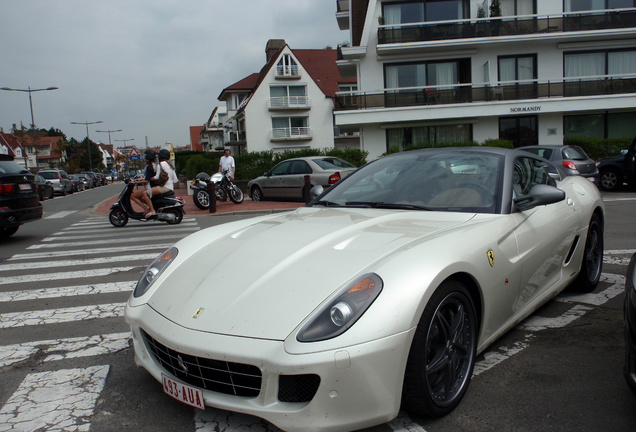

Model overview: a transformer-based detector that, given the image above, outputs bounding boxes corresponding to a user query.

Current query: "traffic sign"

[129,148,140,160]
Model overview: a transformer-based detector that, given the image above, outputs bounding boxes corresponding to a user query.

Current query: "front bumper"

[125,303,414,432]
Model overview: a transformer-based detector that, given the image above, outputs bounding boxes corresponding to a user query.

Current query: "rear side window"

[0,160,30,174]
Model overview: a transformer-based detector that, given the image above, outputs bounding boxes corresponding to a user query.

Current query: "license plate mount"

[161,373,205,410]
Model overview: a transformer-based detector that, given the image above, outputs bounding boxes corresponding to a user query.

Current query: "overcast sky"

[0,0,348,149]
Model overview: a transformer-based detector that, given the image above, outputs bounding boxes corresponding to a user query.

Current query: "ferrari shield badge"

[193,308,204,319]
[487,250,495,267]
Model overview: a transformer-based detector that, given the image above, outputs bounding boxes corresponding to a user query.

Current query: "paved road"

[0,187,634,431]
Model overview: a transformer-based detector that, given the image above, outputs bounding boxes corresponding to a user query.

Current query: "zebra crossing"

[0,216,200,431]
[0,212,632,431]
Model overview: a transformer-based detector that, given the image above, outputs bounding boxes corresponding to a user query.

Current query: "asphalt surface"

[95,183,304,216]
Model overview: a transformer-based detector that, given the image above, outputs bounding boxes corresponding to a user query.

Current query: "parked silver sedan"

[248,156,357,201]
[520,145,599,183]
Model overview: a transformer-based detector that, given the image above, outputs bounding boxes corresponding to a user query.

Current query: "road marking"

[0,254,158,272]
[0,365,109,431]
[42,226,198,241]
[0,332,131,368]
[0,267,140,285]
[0,303,125,329]
[8,244,172,260]
[44,210,76,219]
[26,234,187,249]
[0,281,134,302]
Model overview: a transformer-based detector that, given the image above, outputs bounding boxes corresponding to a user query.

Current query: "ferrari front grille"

[141,329,262,397]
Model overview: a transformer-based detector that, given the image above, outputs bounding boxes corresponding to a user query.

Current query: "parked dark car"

[520,145,598,183]
[625,253,636,394]
[38,168,73,195]
[34,175,55,200]
[68,174,85,192]
[247,156,357,201]
[0,155,43,238]
[597,138,636,191]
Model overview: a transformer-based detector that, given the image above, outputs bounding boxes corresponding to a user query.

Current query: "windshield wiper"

[345,201,431,211]
[312,200,343,207]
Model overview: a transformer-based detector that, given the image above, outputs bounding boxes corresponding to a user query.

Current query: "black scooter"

[109,179,185,227]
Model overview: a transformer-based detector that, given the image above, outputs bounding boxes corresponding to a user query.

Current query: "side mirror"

[514,184,565,211]
[310,185,324,200]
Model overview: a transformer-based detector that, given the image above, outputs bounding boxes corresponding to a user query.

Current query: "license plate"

[161,374,205,410]
[19,183,32,191]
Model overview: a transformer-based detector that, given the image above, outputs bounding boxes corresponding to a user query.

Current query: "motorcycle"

[190,170,244,210]
[109,179,185,227]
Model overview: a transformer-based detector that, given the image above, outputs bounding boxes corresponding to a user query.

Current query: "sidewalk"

[95,185,304,217]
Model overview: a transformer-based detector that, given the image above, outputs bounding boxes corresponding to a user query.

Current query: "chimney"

[265,39,286,62]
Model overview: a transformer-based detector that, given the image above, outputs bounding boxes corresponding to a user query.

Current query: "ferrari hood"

[147,207,475,340]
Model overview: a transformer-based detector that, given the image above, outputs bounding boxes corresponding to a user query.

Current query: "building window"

[382,0,469,24]
[270,86,306,97]
[229,93,249,110]
[498,54,536,82]
[385,59,471,89]
[564,112,636,139]
[270,86,308,109]
[500,0,535,15]
[565,49,636,78]
[276,54,300,77]
[271,117,310,139]
[564,0,636,12]
[386,124,472,152]
[499,116,538,147]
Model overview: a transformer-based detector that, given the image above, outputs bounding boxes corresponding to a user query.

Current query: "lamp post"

[95,129,122,146]
[70,120,103,171]
[1,86,59,170]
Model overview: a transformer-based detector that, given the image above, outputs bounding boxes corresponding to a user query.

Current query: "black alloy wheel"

[574,214,603,292]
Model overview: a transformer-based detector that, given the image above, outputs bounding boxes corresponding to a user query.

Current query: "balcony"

[275,65,301,79]
[268,96,311,110]
[334,75,636,110]
[336,0,349,30]
[378,8,636,45]
[271,127,312,141]
[226,131,246,146]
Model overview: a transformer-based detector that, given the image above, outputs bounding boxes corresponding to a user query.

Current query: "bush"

[564,136,632,160]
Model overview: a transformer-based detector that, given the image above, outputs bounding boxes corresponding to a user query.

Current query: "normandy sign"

[510,105,542,113]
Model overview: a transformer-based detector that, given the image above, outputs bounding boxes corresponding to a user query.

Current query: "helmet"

[158,149,171,160]
[144,149,157,161]
[195,172,210,181]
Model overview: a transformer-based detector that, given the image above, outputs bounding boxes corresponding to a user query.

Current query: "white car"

[126,147,604,431]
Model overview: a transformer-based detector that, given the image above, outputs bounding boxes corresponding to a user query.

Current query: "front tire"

[403,280,477,418]
[599,168,622,191]
[229,185,244,204]
[109,208,129,227]
[193,190,210,210]
[574,214,603,292]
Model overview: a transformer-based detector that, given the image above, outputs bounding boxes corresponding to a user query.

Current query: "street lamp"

[1,86,59,170]
[70,120,103,171]
[114,138,135,147]
[95,129,122,146]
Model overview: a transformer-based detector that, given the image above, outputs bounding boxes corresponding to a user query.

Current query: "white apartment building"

[335,0,636,160]
[218,39,358,154]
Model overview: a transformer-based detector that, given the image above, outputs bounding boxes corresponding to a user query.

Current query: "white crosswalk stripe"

[0,215,201,431]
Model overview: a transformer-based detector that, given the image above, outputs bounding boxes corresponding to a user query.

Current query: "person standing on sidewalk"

[219,148,235,181]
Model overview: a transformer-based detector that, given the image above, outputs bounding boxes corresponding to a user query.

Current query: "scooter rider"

[142,149,177,217]
[131,149,158,214]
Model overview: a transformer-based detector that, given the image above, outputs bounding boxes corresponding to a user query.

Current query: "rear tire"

[109,208,128,227]
[193,190,210,210]
[251,186,264,202]
[165,209,183,225]
[403,280,477,418]
[0,226,19,238]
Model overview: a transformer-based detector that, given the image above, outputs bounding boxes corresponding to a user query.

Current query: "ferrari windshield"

[314,150,504,214]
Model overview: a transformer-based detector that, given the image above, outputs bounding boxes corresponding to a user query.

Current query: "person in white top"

[142,149,177,217]
[219,148,235,180]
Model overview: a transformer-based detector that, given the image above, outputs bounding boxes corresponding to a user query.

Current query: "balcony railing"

[335,75,636,110]
[227,131,246,142]
[275,65,301,78]
[378,8,636,44]
[271,127,312,140]
[268,96,311,110]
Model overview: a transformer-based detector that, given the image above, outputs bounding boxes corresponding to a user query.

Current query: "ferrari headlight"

[297,273,383,342]
[133,247,178,298]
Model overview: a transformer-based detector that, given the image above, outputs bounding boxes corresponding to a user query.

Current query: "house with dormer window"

[217,39,358,154]
[335,0,636,159]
